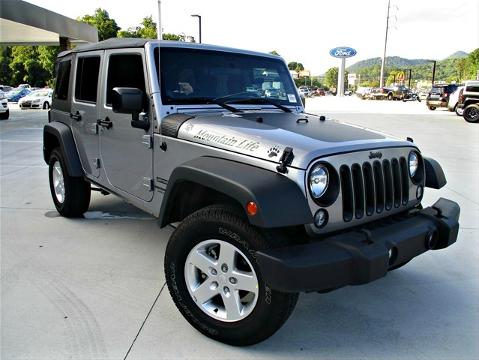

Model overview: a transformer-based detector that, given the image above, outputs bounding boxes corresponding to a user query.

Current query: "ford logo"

[329,47,357,58]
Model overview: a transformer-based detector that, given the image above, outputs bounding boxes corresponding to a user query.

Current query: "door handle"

[70,111,82,121]
[97,117,113,129]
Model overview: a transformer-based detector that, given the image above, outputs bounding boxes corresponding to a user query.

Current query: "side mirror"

[111,87,149,131]
[111,87,143,114]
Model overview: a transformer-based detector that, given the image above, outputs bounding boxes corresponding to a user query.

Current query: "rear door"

[70,51,102,177]
[98,49,153,201]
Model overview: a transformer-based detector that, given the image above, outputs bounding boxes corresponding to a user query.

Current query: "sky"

[27,0,479,75]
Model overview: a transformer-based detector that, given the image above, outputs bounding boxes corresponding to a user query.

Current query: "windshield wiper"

[166,96,241,113]
[226,97,292,113]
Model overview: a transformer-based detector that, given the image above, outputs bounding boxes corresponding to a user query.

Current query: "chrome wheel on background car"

[184,239,259,322]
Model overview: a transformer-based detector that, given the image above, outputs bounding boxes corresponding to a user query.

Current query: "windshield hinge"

[143,177,154,191]
[142,135,154,149]
[276,147,294,174]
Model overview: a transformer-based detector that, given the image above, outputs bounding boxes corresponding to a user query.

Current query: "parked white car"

[0,90,9,120]
[18,89,53,110]
[447,86,465,116]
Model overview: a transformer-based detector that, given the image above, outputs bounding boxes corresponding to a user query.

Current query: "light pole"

[191,14,202,43]
[379,0,391,88]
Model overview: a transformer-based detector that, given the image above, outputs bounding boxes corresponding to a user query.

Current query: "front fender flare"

[424,157,447,189]
[159,157,313,228]
[43,122,83,177]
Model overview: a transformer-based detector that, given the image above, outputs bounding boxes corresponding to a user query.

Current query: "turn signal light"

[246,201,258,216]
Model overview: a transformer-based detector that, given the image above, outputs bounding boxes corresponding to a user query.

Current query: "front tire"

[0,109,8,120]
[455,106,464,116]
[48,147,90,217]
[165,205,298,346]
[463,104,479,123]
[428,106,436,110]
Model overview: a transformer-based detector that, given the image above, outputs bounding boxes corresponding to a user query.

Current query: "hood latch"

[276,147,294,174]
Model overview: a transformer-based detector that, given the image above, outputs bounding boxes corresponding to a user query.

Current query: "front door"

[98,49,153,201]
[70,51,102,177]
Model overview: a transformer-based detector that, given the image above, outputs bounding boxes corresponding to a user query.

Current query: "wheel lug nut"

[210,268,217,275]
[223,286,230,295]
[229,277,237,284]
[210,281,218,290]
[221,264,228,273]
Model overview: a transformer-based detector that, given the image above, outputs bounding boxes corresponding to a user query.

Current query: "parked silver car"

[44,38,460,346]
[447,86,464,116]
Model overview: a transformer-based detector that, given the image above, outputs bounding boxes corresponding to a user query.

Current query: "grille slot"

[383,159,393,210]
[340,165,354,222]
[399,157,409,205]
[391,158,402,208]
[373,160,385,213]
[339,157,410,221]
[351,164,364,219]
[362,163,375,216]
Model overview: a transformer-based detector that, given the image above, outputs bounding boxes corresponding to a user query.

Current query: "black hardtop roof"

[58,38,150,57]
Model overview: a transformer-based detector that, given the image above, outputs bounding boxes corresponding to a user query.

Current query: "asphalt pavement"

[1,98,478,359]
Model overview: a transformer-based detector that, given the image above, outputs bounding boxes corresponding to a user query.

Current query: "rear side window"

[106,53,146,106]
[75,56,101,103]
[431,87,444,94]
[55,60,71,100]
[466,84,479,93]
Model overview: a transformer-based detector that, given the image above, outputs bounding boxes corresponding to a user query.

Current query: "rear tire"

[0,109,8,120]
[48,147,90,217]
[165,204,298,346]
[463,104,479,123]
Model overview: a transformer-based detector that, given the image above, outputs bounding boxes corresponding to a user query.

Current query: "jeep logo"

[368,151,383,159]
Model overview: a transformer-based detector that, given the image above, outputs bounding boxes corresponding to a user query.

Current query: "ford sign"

[329,47,357,58]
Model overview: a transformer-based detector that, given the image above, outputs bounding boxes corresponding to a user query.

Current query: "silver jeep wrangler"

[44,38,460,346]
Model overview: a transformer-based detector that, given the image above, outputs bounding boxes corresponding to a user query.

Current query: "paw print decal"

[268,146,281,158]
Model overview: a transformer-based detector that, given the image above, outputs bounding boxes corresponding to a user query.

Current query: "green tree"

[324,67,338,89]
[78,9,119,41]
[118,16,158,39]
[0,46,13,85]
[9,46,50,86]
[162,33,186,41]
[269,50,280,56]
[464,48,479,80]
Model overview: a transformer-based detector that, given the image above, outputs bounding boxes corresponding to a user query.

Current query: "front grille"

[340,157,409,221]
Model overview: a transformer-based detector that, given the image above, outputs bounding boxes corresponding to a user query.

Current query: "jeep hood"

[176,111,415,169]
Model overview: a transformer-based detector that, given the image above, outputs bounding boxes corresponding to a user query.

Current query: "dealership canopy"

[0,0,98,48]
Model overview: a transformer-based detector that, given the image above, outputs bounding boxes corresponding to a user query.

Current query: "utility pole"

[379,0,391,88]
[191,14,202,43]
[406,69,412,88]
[431,60,436,85]
[157,1,162,40]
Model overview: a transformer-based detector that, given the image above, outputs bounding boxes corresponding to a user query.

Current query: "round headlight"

[309,164,329,198]
[408,151,419,177]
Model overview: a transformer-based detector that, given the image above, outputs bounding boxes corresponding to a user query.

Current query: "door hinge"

[143,177,154,191]
[142,134,153,149]
[94,158,101,169]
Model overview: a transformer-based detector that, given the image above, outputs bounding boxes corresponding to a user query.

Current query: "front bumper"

[256,198,460,293]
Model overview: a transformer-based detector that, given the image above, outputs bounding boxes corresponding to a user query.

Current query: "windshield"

[31,91,50,97]
[431,86,445,94]
[157,47,299,106]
